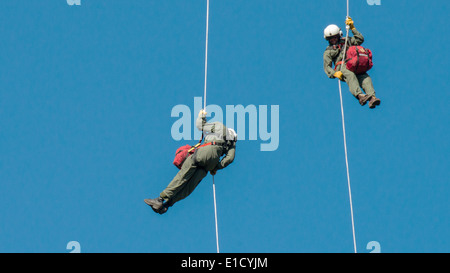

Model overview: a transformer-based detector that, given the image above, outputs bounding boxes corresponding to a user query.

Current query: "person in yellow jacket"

[323,17,381,108]
[144,110,237,214]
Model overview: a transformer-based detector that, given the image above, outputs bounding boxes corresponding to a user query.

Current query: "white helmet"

[226,128,238,142]
[324,24,342,40]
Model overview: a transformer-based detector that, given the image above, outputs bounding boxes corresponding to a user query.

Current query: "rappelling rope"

[337,0,357,254]
[203,0,210,110]
[202,0,220,254]
[212,175,220,253]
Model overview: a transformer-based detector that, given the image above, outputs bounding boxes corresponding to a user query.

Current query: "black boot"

[158,203,169,215]
[144,197,164,213]
[158,199,175,215]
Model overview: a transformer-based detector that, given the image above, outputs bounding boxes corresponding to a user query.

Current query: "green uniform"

[160,116,236,206]
[323,28,376,98]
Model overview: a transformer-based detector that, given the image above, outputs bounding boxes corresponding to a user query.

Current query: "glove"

[334,71,344,80]
[345,17,355,30]
[198,109,207,118]
[210,169,217,176]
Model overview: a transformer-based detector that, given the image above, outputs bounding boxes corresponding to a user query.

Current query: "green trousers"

[160,145,223,206]
[341,66,376,98]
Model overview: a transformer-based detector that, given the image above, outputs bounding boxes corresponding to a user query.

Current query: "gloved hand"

[198,109,207,118]
[334,71,344,80]
[345,17,355,30]
[210,169,217,176]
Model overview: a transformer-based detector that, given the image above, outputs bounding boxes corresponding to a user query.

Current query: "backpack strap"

[354,46,360,74]
[188,141,219,154]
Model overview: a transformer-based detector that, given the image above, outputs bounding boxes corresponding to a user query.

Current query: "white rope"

[346,0,350,21]
[212,176,220,253]
[337,81,357,253]
[203,0,210,110]
[202,0,220,253]
[337,0,357,253]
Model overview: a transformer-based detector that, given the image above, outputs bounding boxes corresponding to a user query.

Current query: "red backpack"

[336,45,373,75]
[172,140,214,169]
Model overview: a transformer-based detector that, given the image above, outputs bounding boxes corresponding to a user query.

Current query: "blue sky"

[0,0,449,253]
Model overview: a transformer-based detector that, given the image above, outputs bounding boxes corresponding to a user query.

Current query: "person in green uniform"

[144,110,237,214]
[323,17,381,109]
